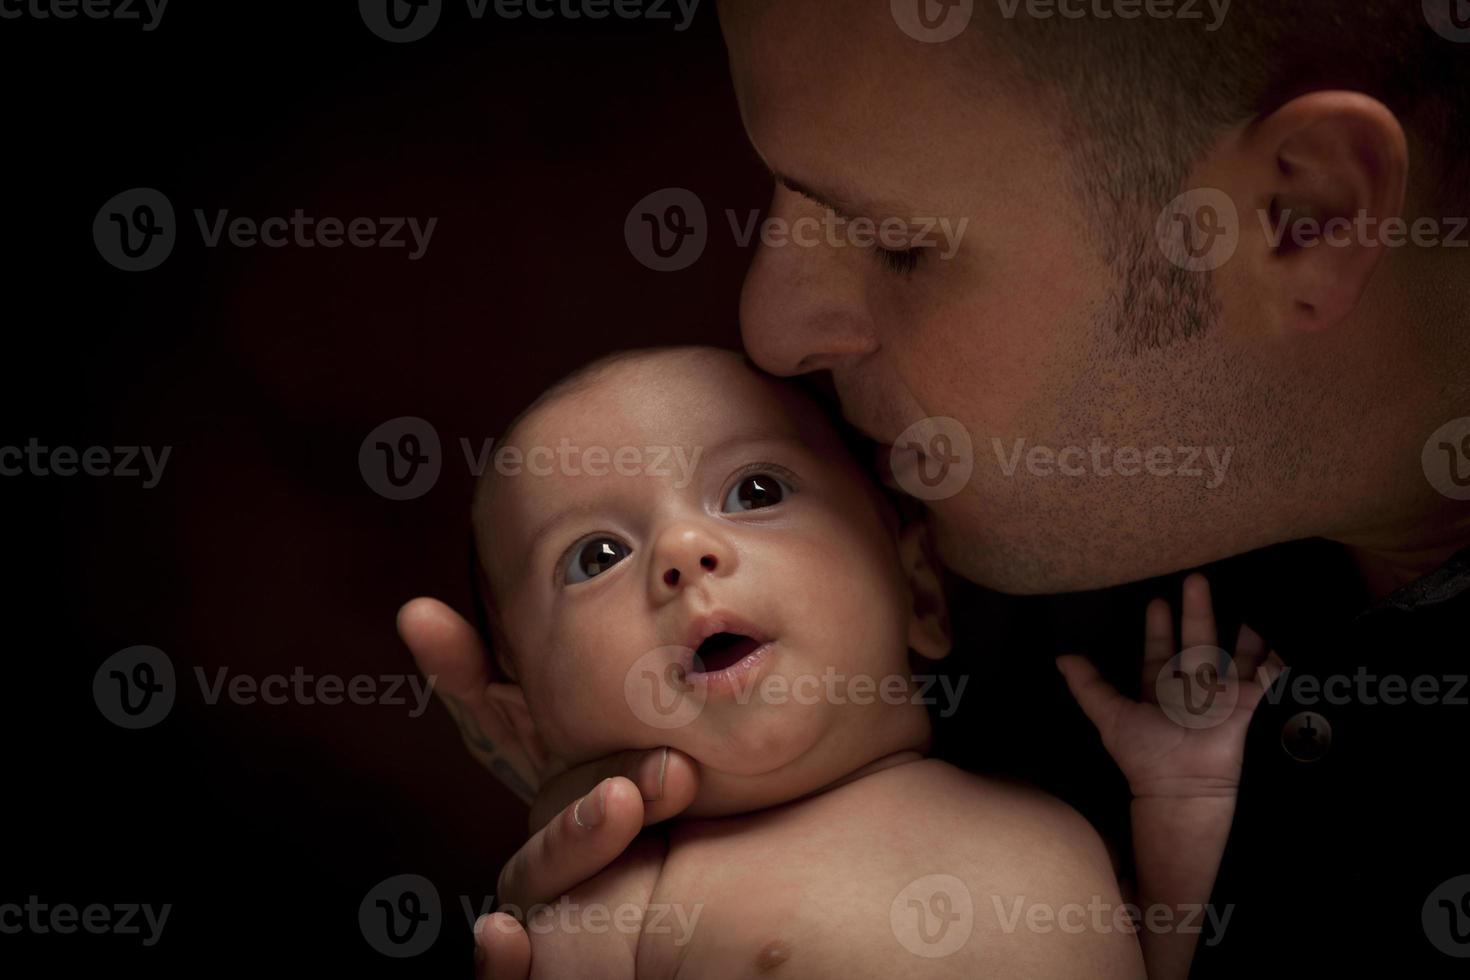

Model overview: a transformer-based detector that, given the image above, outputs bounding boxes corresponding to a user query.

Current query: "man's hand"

[1056,574,1283,799]
[397,597,701,978]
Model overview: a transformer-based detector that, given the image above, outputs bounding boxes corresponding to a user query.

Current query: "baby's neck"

[793,749,927,803]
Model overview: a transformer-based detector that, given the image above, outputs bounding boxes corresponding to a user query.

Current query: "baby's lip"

[681,611,773,655]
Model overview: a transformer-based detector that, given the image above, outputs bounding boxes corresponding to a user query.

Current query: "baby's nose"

[662,552,718,587]
[651,524,733,594]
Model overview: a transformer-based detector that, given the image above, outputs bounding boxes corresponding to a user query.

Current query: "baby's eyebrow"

[519,433,811,554]
[524,500,609,558]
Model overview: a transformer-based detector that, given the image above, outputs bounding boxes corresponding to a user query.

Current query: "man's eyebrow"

[771,170,908,223]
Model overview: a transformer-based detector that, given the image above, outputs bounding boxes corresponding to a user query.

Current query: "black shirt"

[1193,545,1470,975]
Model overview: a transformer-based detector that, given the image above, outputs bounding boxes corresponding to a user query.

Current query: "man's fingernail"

[573,779,608,829]
[474,913,491,943]
[632,747,668,802]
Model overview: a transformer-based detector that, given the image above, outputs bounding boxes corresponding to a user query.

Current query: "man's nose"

[649,522,735,597]
[739,185,877,378]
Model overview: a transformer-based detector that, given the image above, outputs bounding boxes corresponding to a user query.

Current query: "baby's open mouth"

[692,631,764,674]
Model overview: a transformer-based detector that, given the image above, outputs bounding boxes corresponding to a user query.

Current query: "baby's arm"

[1058,574,1282,980]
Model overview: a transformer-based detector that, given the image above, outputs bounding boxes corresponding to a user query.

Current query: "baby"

[467,346,1256,978]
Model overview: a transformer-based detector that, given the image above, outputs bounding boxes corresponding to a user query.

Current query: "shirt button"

[1282,711,1332,762]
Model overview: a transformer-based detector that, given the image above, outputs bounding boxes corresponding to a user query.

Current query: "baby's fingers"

[1141,598,1174,702]
[1233,622,1269,681]
[1180,573,1218,651]
[1057,655,1129,740]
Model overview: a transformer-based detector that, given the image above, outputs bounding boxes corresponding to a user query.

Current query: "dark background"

[2,1,1304,974]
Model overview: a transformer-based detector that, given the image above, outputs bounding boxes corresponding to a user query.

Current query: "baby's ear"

[899,520,951,661]
[483,683,554,776]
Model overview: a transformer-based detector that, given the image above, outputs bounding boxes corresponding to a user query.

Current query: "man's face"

[721,0,1279,593]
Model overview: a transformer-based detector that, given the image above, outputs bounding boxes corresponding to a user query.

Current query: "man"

[401,1,1470,974]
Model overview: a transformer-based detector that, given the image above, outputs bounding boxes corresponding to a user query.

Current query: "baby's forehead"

[473,350,850,559]
[507,349,819,455]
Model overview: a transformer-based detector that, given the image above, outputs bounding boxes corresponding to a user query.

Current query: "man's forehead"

[722,0,1003,219]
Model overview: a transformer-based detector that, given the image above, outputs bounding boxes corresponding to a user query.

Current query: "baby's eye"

[722,472,792,512]
[564,536,631,584]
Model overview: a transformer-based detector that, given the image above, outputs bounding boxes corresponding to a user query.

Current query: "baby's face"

[478,349,934,814]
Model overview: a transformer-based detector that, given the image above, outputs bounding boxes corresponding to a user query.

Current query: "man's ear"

[483,683,554,776]
[898,520,951,662]
[1240,90,1408,332]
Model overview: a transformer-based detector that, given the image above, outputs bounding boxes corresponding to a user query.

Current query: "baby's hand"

[1057,574,1284,800]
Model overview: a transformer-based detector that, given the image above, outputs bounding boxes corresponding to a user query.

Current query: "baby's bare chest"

[529,770,979,980]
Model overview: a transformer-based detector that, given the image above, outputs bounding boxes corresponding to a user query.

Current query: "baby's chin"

[673,707,931,818]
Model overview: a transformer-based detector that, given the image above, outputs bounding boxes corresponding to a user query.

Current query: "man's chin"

[928,508,1093,595]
